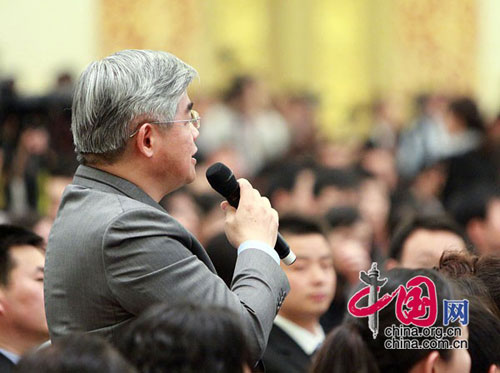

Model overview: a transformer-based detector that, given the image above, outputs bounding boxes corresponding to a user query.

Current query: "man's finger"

[237,178,254,204]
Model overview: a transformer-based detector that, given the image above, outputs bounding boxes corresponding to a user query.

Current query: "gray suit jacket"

[44,165,289,360]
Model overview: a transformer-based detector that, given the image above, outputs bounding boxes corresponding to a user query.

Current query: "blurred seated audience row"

[2,222,499,372]
[2,74,500,372]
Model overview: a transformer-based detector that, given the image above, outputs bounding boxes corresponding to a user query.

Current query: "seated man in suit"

[44,50,289,366]
[0,225,47,372]
[263,216,336,373]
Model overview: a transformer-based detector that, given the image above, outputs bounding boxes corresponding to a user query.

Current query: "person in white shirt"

[263,216,336,373]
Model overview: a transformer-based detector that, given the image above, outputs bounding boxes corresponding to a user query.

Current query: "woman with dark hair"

[437,251,500,372]
[119,303,252,373]
[310,268,470,373]
[475,253,500,314]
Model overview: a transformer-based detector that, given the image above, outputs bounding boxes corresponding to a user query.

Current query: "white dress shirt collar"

[0,347,20,364]
[274,315,325,355]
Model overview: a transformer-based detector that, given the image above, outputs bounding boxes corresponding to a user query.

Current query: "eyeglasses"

[129,109,201,138]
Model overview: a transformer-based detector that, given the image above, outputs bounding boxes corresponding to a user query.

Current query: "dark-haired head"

[465,298,500,373]
[276,214,336,346]
[438,251,499,316]
[387,213,470,270]
[448,183,500,255]
[0,224,44,286]
[313,167,362,214]
[119,303,252,373]
[437,251,500,372]
[475,253,500,318]
[447,97,485,133]
[311,268,470,373]
[223,75,256,102]
[310,322,379,373]
[0,224,47,354]
[279,214,327,237]
[15,334,136,373]
[324,206,372,249]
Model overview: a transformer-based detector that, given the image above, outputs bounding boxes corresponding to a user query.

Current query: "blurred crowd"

[3,73,500,251]
[1,72,500,372]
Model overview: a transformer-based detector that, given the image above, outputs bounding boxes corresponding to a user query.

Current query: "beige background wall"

[477,0,500,118]
[1,0,499,135]
[0,0,98,93]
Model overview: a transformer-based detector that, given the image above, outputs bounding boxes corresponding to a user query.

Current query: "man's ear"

[404,351,439,373]
[134,123,155,158]
[424,350,442,373]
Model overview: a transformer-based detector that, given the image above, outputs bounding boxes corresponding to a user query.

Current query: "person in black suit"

[0,352,15,372]
[263,216,336,373]
[0,225,48,372]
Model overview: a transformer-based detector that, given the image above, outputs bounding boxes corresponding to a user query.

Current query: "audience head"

[278,215,336,328]
[464,298,500,373]
[119,303,252,373]
[72,49,197,165]
[223,75,268,113]
[264,160,317,216]
[387,213,469,269]
[0,224,47,354]
[450,183,500,254]
[15,334,136,373]
[445,97,485,134]
[313,167,361,215]
[324,206,372,251]
[437,251,500,372]
[323,206,372,285]
[475,253,500,317]
[438,252,500,314]
[311,268,470,373]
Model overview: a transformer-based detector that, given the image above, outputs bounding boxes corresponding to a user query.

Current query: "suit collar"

[72,165,217,273]
[73,165,163,212]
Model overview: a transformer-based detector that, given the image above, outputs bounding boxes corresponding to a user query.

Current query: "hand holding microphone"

[206,162,296,265]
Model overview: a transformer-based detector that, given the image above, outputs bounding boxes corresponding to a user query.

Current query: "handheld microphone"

[206,162,296,265]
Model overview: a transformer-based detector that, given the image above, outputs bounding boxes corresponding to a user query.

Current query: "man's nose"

[192,125,200,140]
[310,264,327,283]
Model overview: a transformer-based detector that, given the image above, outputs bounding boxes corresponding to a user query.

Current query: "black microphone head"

[206,162,239,198]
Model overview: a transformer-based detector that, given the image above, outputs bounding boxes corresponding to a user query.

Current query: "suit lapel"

[271,325,311,363]
[0,352,15,371]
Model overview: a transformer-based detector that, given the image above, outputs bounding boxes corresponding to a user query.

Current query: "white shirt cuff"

[238,240,280,265]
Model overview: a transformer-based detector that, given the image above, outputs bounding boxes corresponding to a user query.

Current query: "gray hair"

[72,49,198,164]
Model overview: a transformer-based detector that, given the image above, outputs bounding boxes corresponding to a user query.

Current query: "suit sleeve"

[102,207,290,361]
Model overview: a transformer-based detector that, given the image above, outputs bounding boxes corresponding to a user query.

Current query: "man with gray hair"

[44,50,289,363]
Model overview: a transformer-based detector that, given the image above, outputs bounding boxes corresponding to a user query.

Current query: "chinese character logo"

[443,300,469,326]
[348,263,438,338]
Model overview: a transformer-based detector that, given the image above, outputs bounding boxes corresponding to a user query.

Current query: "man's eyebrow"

[36,266,44,273]
[186,102,194,113]
[320,255,334,261]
